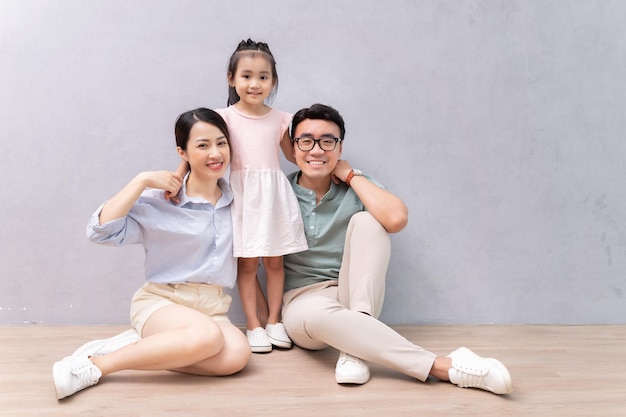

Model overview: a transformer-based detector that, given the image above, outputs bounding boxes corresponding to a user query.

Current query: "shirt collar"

[291,171,339,202]
[176,174,233,208]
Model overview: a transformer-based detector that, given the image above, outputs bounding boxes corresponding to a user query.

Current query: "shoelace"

[452,361,490,388]
[71,362,100,389]
[338,353,363,367]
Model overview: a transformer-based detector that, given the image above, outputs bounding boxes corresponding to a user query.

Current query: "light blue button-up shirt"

[87,177,237,288]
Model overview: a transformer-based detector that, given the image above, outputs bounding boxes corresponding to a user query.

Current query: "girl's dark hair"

[291,104,346,141]
[174,108,230,150]
[226,39,279,106]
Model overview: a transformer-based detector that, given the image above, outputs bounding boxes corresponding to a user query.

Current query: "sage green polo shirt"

[284,171,383,292]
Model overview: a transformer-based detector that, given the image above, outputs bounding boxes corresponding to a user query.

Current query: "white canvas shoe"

[53,355,102,399]
[335,352,370,385]
[447,347,513,394]
[246,327,272,353]
[265,323,292,349]
[72,329,140,357]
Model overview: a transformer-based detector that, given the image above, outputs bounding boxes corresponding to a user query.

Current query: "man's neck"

[297,173,331,204]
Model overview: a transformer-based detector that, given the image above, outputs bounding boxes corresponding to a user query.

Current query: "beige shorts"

[130,282,232,335]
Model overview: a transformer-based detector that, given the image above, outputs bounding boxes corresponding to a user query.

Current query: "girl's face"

[178,121,230,181]
[228,55,275,107]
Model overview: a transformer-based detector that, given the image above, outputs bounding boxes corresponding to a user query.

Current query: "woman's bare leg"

[91,304,250,376]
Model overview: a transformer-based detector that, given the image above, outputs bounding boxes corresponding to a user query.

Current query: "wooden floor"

[1,325,624,416]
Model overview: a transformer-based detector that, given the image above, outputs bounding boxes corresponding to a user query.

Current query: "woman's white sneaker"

[53,355,102,399]
[72,329,140,357]
[335,352,370,385]
[447,347,513,394]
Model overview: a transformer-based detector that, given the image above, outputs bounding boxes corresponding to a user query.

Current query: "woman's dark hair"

[291,104,346,141]
[226,39,279,106]
[174,108,230,151]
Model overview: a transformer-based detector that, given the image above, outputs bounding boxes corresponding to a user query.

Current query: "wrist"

[345,169,363,187]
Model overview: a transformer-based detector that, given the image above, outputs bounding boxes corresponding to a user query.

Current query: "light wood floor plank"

[1,325,624,416]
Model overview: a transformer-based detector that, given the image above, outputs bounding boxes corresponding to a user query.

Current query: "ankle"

[430,356,452,381]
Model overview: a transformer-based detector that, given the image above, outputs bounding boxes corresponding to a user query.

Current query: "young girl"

[219,39,307,353]
[53,108,250,399]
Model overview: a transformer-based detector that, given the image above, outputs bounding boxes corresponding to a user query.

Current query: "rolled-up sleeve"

[86,203,142,246]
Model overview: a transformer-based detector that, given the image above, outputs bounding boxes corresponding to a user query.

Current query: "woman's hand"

[139,171,183,195]
[99,171,182,224]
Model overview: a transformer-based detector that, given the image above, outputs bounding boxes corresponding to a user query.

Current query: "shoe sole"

[52,358,71,400]
[250,345,272,353]
[335,373,370,385]
[489,358,513,394]
[72,329,139,357]
[266,335,292,349]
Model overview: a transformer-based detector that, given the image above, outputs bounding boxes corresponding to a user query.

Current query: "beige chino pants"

[282,211,437,382]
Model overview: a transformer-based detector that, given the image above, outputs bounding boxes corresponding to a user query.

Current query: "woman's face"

[178,121,230,181]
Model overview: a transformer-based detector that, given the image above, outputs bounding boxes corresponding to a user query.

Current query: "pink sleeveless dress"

[217,106,308,258]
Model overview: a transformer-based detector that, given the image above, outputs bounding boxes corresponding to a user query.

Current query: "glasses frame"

[293,135,342,151]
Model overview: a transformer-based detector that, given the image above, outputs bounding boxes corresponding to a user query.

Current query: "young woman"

[53,108,251,400]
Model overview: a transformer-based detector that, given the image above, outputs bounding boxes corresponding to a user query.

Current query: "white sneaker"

[447,347,513,394]
[335,352,370,384]
[246,327,272,353]
[53,355,102,399]
[72,329,140,357]
[265,323,292,349]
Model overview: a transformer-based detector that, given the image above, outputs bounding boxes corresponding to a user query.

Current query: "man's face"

[292,118,343,182]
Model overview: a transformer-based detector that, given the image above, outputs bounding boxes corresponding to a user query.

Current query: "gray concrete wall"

[1,0,624,325]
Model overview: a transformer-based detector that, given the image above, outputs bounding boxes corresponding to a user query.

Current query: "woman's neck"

[184,172,222,205]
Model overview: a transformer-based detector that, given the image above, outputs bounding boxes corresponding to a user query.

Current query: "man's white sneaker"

[72,329,140,357]
[335,352,370,384]
[246,327,272,353]
[265,323,292,349]
[447,347,513,394]
[53,355,102,399]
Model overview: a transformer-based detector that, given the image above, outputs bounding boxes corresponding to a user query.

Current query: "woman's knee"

[221,341,252,375]
[213,327,251,375]
[184,322,225,357]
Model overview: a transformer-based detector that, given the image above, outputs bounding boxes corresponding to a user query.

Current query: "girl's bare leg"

[237,257,262,330]
[262,256,284,325]
[255,277,269,328]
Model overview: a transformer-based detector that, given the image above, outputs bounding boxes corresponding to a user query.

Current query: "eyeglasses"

[294,135,342,151]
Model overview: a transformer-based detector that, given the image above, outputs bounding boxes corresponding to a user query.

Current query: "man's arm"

[333,160,408,233]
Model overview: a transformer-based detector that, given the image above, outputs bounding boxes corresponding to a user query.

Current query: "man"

[281,103,513,395]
